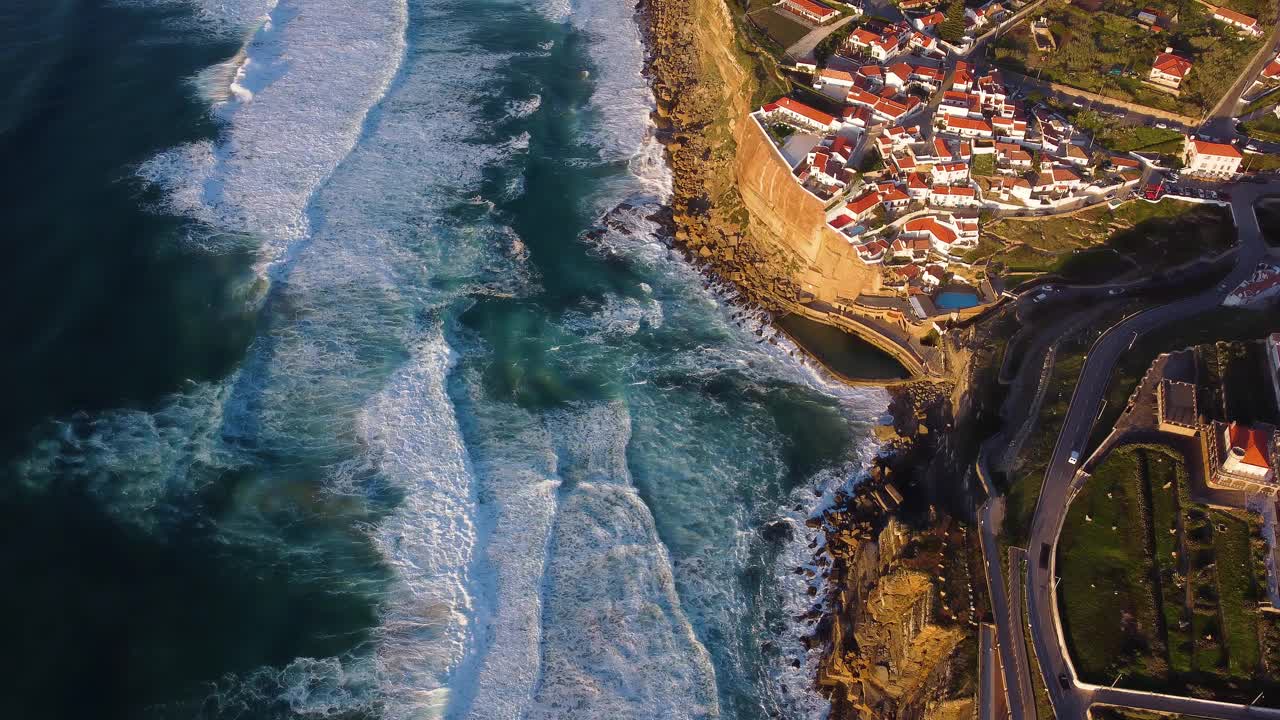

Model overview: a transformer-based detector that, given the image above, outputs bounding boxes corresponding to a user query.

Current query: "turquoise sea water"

[1,1,898,718]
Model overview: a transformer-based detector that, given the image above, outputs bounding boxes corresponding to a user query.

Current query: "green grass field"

[1058,447,1166,683]
[985,199,1235,282]
[748,6,813,48]
[990,1,1264,115]
[1211,510,1261,677]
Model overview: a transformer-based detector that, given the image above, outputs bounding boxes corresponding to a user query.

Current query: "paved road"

[787,14,858,62]
[1203,27,1280,139]
[979,622,1001,720]
[1024,180,1280,720]
[979,495,1032,720]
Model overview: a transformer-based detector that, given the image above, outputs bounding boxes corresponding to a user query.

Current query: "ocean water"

[0,1,897,719]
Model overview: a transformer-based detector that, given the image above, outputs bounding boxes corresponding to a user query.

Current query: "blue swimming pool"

[935,290,981,309]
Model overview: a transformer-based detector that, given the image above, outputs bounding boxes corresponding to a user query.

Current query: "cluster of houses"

[753,13,1151,293]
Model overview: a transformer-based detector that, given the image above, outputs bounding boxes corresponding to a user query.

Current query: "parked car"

[1247,143,1260,152]
[1108,288,1124,295]
[1155,122,1168,129]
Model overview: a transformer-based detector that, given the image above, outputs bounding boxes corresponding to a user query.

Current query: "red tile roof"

[819,68,855,83]
[1212,6,1257,28]
[781,0,839,18]
[945,116,993,133]
[905,216,957,244]
[931,184,976,196]
[1228,422,1272,468]
[1152,51,1193,79]
[762,97,836,126]
[846,191,882,216]
[1191,138,1242,159]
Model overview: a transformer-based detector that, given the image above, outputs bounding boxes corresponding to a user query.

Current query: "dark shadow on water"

[775,314,909,382]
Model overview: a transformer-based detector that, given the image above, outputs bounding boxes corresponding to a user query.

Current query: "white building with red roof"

[929,184,979,207]
[1033,167,1082,193]
[814,68,857,89]
[1149,48,1192,89]
[760,97,840,132]
[1184,137,1242,176]
[992,116,1027,142]
[913,11,944,31]
[1210,421,1277,494]
[776,0,840,24]
[942,115,993,139]
[1210,5,1261,35]
[931,161,969,184]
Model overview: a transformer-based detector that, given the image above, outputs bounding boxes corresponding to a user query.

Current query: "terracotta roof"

[1227,422,1272,468]
[1191,138,1242,159]
[937,162,967,173]
[846,191,882,215]
[919,11,944,25]
[1263,60,1280,79]
[888,62,914,79]
[905,216,957,244]
[830,214,855,229]
[1052,167,1080,182]
[1152,51,1193,79]
[908,172,929,189]
[931,184,976,196]
[1109,155,1141,168]
[830,136,853,156]
[933,138,951,157]
[781,0,839,18]
[1212,6,1257,27]
[851,28,881,44]
[946,116,993,133]
[819,68,855,83]
[763,97,836,126]
[880,186,910,202]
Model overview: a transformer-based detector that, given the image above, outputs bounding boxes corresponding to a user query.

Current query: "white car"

[1068,451,1080,465]
[1155,122,1168,129]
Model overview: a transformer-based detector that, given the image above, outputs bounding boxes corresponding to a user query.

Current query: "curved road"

[1025,181,1280,720]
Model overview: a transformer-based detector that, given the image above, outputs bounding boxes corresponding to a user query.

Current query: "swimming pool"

[935,290,981,309]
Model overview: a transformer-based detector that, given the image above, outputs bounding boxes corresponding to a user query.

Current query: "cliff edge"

[644,0,879,314]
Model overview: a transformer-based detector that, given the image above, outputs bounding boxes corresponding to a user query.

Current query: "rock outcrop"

[643,0,878,312]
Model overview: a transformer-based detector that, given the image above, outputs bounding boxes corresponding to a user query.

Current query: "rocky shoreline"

[635,0,984,716]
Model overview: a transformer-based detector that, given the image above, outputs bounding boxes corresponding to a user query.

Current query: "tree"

[939,0,966,44]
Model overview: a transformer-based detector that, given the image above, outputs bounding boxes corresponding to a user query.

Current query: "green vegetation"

[1211,510,1261,677]
[748,5,813,49]
[971,153,996,177]
[1060,444,1271,694]
[985,200,1235,283]
[1058,447,1166,682]
[989,1,1266,115]
[1067,109,1183,153]
[939,0,966,44]
[1242,113,1280,143]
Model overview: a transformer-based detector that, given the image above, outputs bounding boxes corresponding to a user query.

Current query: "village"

[751,0,1255,320]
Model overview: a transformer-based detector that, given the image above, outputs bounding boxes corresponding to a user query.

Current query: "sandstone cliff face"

[644,0,877,310]
[734,121,881,303]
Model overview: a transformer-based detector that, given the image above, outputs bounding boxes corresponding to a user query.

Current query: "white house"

[991,116,1027,142]
[931,161,969,184]
[776,0,840,24]
[1183,138,1242,176]
[760,97,840,133]
[1149,48,1192,90]
[942,115,993,140]
[990,176,1033,201]
[814,68,857,89]
[877,182,912,210]
[929,184,979,207]
[1033,167,1082,193]
[1210,6,1261,35]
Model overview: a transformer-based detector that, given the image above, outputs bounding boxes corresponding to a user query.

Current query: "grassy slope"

[985,200,1234,281]
[1058,447,1166,683]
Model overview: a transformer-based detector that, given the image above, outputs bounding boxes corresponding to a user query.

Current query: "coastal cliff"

[643,0,878,313]
[642,1,981,716]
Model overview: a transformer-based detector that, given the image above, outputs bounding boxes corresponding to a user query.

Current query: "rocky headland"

[638,0,988,716]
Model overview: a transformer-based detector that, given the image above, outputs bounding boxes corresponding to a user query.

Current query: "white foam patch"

[138,0,409,269]
[527,402,720,720]
[358,329,478,719]
[12,380,243,529]
[504,95,542,119]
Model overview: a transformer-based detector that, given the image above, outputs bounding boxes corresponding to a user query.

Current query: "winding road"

[1018,181,1280,719]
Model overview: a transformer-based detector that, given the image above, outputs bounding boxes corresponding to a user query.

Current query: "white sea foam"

[358,329,479,719]
[527,402,720,720]
[504,95,542,119]
[138,0,409,269]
